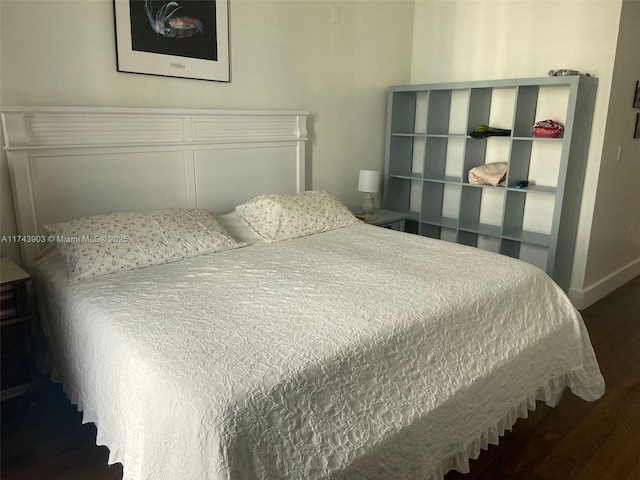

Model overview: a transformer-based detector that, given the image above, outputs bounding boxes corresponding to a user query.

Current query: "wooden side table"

[1,258,43,401]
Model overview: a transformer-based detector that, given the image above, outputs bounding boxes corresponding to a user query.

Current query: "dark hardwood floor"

[444,274,640,480]
[2,276,639,480]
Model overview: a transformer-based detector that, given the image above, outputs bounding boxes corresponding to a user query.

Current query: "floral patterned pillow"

[45,209,246,283]
[235,190,361,243]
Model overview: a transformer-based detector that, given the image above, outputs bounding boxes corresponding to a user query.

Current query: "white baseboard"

[568,258,640,310]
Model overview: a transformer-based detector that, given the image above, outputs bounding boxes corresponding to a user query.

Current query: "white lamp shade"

[358,170,381,193]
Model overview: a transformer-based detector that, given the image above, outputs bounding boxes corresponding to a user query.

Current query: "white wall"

[0,0,415,265]
[410,0,626,302]
[581,0,640,304]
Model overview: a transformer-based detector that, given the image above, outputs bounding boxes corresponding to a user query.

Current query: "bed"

[2,107,604,480]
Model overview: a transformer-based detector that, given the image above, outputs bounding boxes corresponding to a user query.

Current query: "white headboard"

[2,106,308,268]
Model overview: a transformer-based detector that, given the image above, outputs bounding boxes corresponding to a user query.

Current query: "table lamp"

[358,170,381,215]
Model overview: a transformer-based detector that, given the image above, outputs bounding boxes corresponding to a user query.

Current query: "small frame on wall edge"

[635,81,640,109]
[114,0,229,82]
[635,113,640,140]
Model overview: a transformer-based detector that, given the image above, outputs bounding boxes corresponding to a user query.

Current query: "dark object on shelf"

[469,125,512,139]
[515,180,530,189]
[548,69,590,77]
[532,119,563,138]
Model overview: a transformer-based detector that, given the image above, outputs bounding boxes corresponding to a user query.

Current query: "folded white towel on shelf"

[468,162,508,186]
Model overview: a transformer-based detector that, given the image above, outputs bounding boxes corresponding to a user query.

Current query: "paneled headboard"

[2,106,308,268]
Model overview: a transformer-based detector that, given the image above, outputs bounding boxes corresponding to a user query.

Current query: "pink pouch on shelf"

[532,119,563,138]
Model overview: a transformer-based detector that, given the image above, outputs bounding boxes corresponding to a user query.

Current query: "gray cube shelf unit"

[383,75,597,292]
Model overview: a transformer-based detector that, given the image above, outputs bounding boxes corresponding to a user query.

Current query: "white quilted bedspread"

[31,224,604,480]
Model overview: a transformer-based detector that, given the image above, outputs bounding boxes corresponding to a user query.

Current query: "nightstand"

[1,258,42,401]
[365,209,409,231]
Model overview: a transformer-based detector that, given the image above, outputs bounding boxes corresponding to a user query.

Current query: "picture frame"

[634,81,640,109]
[114,0,229,82]
[635,113,640,139]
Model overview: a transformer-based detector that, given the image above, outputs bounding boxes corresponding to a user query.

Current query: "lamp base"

[362,192,374,214]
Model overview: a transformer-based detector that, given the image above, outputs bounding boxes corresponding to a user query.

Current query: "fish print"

[144,0,204,38]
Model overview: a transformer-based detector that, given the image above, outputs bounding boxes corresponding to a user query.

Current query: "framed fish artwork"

[114,0,229,82]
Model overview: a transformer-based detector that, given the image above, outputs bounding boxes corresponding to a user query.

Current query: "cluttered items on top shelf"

[548,68,590,77]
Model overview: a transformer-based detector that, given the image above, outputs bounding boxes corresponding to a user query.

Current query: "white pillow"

[215,212,265,245]
[235,190,361,243]
[45,209,245,283]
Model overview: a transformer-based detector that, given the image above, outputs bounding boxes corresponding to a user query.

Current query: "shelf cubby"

[421,181,459,227]
[384,177,412,213]
[463,138,489,177]
[389,91,419,134]
[388,135,417,177]
[467,88,492,131]
[426,90,452,135]
[423,137,448,180]
[513,85,539,137]
[383,75,598,292]
[457,231,479,247]
[459,185,504,236]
